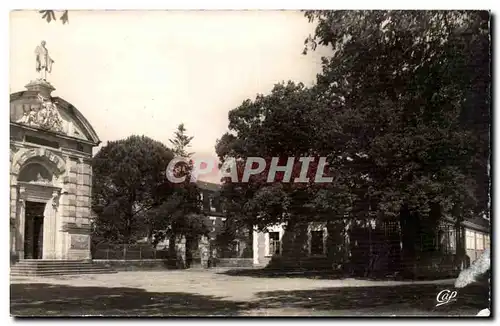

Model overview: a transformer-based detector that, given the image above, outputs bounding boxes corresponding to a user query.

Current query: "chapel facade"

[10,78,100,261]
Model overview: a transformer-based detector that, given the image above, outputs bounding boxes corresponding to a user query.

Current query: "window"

[209,198,216,212]
[209,196,221,213]
[476,233,484,251]
[202,193,211,211]
[268,232,281,256]
[440,228,456,253]
[448,230,456,251]
[24,135,59,149]
[466,230,475,250]
[310,230,324,255]
[232,240,240,255]
[485,235,490,249]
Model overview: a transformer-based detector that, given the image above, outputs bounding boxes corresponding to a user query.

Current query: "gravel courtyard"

[10,268,489,317]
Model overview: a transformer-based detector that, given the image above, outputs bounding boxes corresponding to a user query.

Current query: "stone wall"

[212,258,254,268]
[10,183,18,260]
[93,259,183,271]
[58,157,92,260]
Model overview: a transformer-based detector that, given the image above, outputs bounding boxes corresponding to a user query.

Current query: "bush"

[404,252,461,279]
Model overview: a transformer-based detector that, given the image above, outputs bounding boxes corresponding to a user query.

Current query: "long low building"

[199,181,490,276]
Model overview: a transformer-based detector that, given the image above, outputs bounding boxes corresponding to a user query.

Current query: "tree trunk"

[426,202,442,252]
[185,235,194,268]
[399,204,416,277]
[453,204,466,269]
[168,232,177,267]
[281,219,296,258]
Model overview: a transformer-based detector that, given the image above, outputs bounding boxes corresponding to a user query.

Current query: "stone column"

[42,190,59,259]
[76,158,92,259]
[65,158,79,222]
[175,235,186,268]
[253,227,259,265]
[57,155,73,259]
[76,158,92,223]
[17,186,27,260]
[10,184,18,257]
[54,189,65,259]
[65,158,79,259]
[199,235,210,268]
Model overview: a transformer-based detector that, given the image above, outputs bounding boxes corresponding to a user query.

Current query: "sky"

[10,10,330,182]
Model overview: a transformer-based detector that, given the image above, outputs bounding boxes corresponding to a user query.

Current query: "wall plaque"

[70,234,89,250]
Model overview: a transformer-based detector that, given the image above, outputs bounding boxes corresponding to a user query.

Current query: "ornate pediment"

[10,80,101,146]
[11,94,92,142]
[16,94,64,133]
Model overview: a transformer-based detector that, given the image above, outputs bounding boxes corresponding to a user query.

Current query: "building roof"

[10,80,101,146]
[196,180,221,192]
[464,214,490,232]
[443,214,490,233]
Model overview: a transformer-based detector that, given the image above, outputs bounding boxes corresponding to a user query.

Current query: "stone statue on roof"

[35,40,55,81]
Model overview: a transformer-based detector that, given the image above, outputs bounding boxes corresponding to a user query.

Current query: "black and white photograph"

[8,8,491,317]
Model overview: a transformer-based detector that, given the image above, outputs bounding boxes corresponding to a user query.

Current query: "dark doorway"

[24,201,46,259]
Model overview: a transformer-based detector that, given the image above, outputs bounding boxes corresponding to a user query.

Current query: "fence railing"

[92,244,170,260]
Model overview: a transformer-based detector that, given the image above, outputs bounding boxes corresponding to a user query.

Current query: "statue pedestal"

[25,79,55,98]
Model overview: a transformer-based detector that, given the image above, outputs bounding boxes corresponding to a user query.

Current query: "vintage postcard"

[9,10,491,317]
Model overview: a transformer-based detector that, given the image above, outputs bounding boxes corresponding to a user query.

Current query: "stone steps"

[11,269,114,277]
[10,259,116,276]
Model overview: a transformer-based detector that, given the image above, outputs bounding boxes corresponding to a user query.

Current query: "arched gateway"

[10,77,100,261]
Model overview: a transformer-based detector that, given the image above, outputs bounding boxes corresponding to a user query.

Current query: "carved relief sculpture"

[34,172,50,184]
[18,186,26,202]
[51,190,60,209]
[16,94,64,133]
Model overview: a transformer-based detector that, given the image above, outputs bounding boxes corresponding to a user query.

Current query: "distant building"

[197,180,225,241]
[252,216,490,274]
[196,181,252,261]
[199,181,490,275]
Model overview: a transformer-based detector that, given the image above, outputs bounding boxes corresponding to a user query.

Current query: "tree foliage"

[216,82,354,231]
[303,10,490,221]
[92,135,175,244]
[39,10,69,24]
[217,10,490,253]
[169,123,194,158]
[92,128,208,247]
[148,124,208,245]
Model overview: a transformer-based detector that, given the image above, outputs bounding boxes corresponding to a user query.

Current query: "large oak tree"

[304,10,490,262]
[216,11,490,269]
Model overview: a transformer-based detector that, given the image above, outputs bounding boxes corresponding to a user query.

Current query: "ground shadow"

[10,283,250,317]
[220,268,345,280]
[254,282,490,316]
[11,278,490,317]
[219,268,456,281]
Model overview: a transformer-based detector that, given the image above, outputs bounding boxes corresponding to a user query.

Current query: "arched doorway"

[18,163,51,259]
[16,159,63,260]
